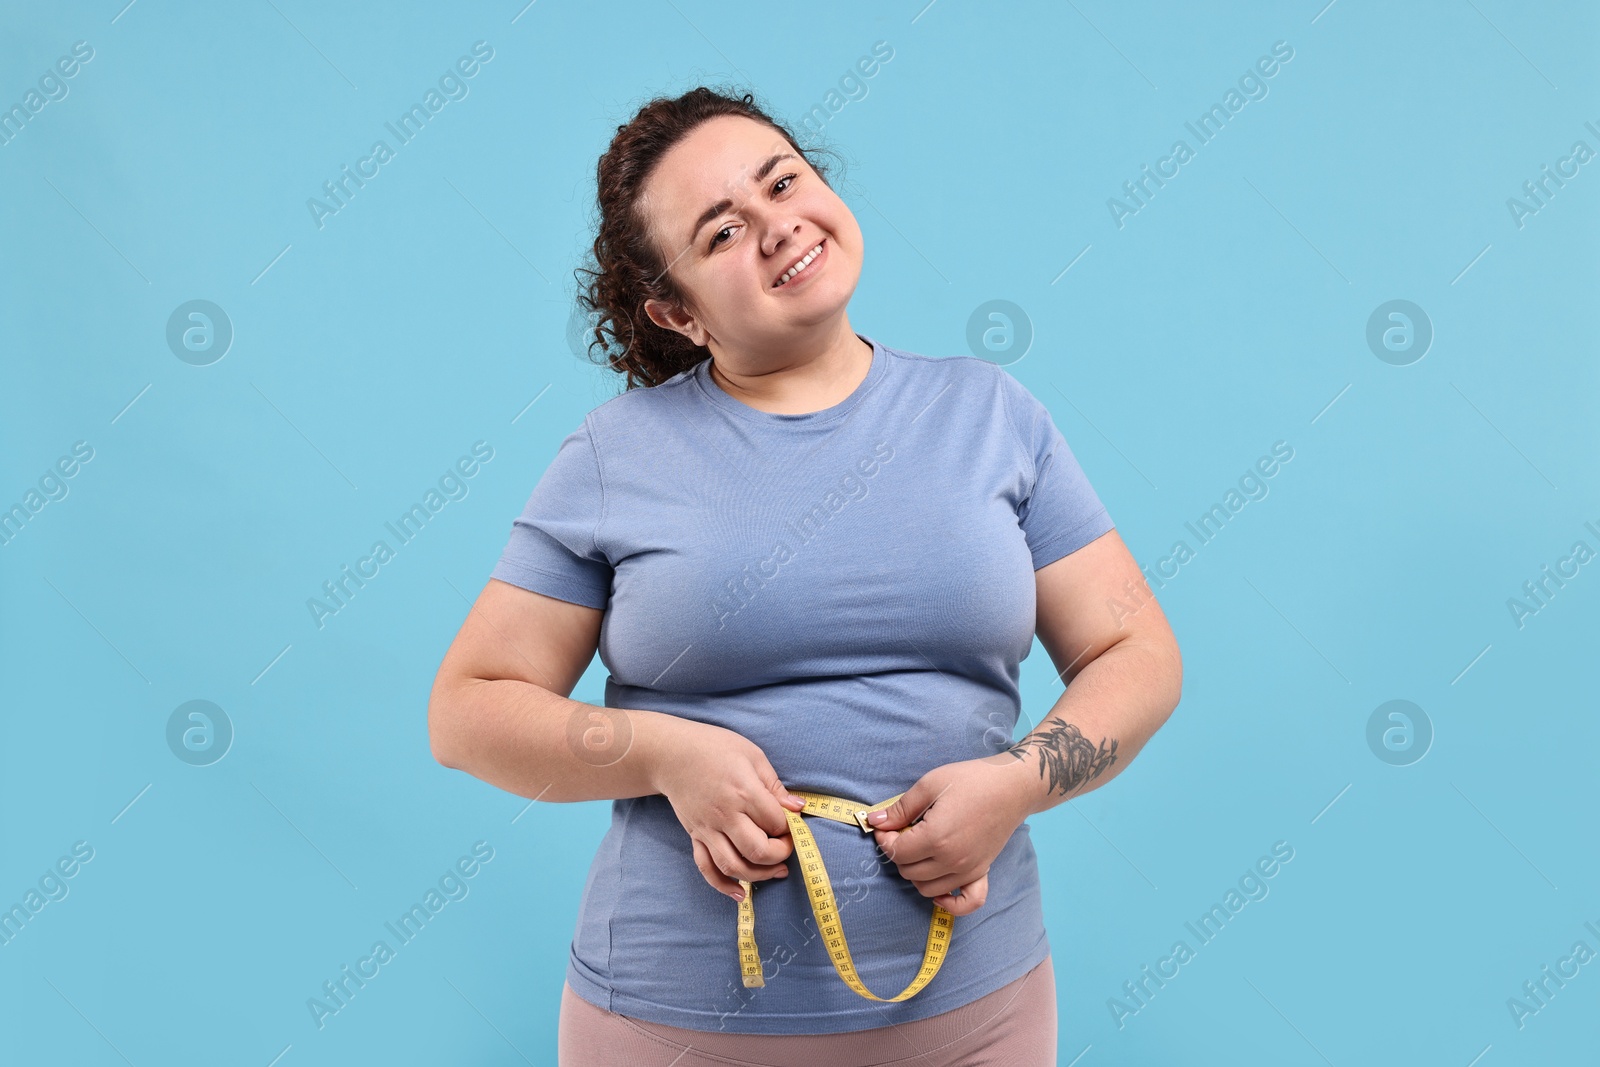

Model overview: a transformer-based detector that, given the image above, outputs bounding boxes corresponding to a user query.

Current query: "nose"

[761,218,805,260]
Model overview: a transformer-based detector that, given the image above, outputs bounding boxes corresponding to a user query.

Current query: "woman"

[428,86,1182,1066]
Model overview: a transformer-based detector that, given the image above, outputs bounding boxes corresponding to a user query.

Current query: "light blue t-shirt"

[490,333,1115,1034]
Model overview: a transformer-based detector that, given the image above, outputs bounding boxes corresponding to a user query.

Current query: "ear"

[643,297,708,347]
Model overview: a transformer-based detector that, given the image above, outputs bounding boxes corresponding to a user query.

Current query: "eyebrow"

[686,152,798,248]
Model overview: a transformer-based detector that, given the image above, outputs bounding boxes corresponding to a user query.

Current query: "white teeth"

[776,243,824,286]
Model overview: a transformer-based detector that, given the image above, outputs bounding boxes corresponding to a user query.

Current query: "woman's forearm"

[430,678,686,804]
[1001,635,1182,817]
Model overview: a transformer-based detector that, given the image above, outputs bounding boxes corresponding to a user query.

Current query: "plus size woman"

[428,87,1182,1066]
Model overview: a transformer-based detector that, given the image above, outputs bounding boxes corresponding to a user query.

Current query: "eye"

[707,173,800,251]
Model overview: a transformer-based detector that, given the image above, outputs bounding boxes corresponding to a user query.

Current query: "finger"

[728,812,796,869]
[914,869,985,902]
[865,781,934,832]
[772,777,809,812]
[746,770,807,839]
[870,793,921,831]
[692,837,745,901]
[873,823,937,865]
[709,830,791,884]
[884,853,953,883]
[932,874,989,916]
[893,850,979,893]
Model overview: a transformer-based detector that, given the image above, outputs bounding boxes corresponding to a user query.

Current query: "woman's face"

[640,114,864,355]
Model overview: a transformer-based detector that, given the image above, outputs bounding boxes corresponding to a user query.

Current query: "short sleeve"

[489,417,613,609]
[999,370,1115,570]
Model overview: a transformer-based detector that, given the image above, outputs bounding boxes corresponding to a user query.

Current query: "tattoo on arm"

[1004,720,1118,798]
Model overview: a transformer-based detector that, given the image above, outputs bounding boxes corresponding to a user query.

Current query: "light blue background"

[2,1,1596,1063]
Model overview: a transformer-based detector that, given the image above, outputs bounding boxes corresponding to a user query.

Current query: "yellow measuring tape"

[735,790,954,1000]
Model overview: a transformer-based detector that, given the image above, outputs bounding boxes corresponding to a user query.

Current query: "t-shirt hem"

[563,932,1052,1036]
[565,954,616,1014]
[489,559,608,609]
[1029,508,1115,571]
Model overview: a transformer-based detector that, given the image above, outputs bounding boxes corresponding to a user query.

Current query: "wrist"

[995,748,1046,820]
[636,709,699,795]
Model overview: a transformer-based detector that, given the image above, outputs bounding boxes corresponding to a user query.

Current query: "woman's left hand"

[867,757,1036,917]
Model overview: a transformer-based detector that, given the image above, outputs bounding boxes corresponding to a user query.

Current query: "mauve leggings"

[557,955,1056,1066]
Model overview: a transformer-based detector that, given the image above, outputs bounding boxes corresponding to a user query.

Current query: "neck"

[706,320,873,415]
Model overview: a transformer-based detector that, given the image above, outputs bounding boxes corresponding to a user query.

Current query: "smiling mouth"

[773,239,826,288]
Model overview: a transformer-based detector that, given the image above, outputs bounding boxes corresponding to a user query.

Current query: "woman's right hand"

[651,717,808,902]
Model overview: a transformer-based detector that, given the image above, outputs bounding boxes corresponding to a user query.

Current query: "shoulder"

[878,341,1021,403]
[877,342,1038,428]
[578,362,705,438]
[879,341,1005,381]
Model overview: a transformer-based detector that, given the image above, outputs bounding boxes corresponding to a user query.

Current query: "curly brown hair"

[572,86,843,391]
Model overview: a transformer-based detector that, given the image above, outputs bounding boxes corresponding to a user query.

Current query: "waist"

[561,953,1055,1051]
[585,799,1044,1008]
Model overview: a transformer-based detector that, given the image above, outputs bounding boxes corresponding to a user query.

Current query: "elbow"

[1130,626,1182,725]
[427,681,466,769]
[428,712,458,769]
[1161,634,1184,719]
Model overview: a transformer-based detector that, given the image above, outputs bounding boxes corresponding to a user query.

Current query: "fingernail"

[786,795,805,806]
[868,811,886,825]
[731,889,745,901]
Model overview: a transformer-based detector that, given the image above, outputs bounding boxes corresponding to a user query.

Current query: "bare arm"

[1001,528,1183,817]
[428,577,688,803]
[429,577,808,898]
[863,527,1181,913]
